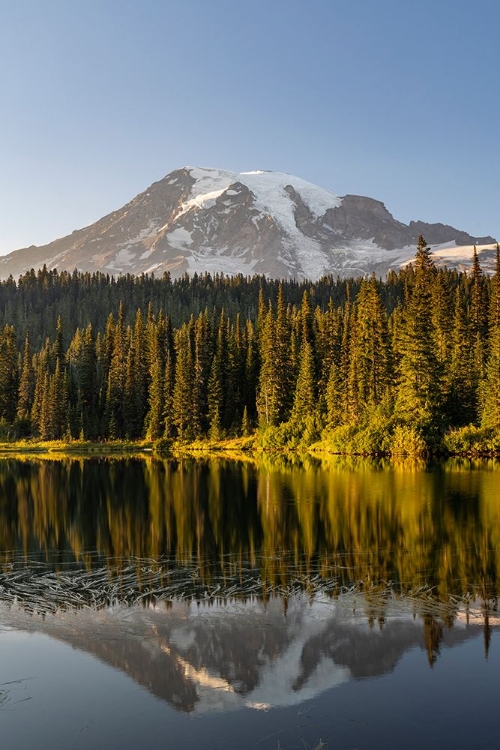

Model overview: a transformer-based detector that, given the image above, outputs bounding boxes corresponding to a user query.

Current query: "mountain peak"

[0,167,496,281]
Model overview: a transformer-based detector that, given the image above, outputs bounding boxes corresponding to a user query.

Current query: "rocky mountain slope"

[0,167,496,281]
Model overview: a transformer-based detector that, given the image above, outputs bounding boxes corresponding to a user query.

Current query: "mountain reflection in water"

[1,454,500,715]
[1,594,496,714]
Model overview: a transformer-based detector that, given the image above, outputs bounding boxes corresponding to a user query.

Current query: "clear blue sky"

[1,0,499,255]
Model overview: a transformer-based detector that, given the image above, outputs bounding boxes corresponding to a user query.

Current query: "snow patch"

[430,241,496,260]
[166,227,193,249]
[283,235,328,280]
[113,220,161,250]
[399,242,497,271]
[106,247,137,271]
[176,189,227,220]
[185,248,258,277]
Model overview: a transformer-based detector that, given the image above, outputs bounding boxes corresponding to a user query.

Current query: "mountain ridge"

[0,166,496,281]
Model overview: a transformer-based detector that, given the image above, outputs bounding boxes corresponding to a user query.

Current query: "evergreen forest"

[0,236,499,455]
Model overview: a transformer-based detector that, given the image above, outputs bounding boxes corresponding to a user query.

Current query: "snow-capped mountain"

[0,167,496,281]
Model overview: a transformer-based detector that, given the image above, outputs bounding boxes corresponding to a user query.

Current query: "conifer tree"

[146,355,164,440]
[325,359,344,427]
[66,324,98,438]
[317,300,342,401]
[193,310,212,434]
[489,244,500,331]
[17,331,34,423]
[257,303,275,426]
[80,324,98,439]
[291,339,316,422]
[257,292,292,427]
[31,340,51,433]
[38,362,68,440]
[207,348,224,439]
[0,325,19,424]
[480,245,500,429]
[241,405,251,436]
[243,320,258,422]
[274,284,293,420]
[52,316,64,368]
[163,351,175,438]
[299,289,315,348]
[146,318,166,440]
[395,236,442,429]
[338,299,353,423]
[431,272,453,367]
[225,313,246,431]
[105,303,126,438]
[38,371,52,439]
[352,276,392,412]
[446,288,477,426]
[172,326,200,440]
[130,308,148,436]
[345,307,361,423]
[470,246,489,378]
[52,361,69,438]
[124,343,138,437]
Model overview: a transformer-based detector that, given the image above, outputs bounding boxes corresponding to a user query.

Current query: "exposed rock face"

[0,167,496,281]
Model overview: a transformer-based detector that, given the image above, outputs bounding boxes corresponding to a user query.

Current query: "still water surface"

[1,455,500,749]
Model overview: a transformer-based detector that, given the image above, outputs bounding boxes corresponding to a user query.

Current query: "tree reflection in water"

[0,454,499,688]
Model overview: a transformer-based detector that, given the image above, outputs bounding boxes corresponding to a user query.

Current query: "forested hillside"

[0,237,499,454]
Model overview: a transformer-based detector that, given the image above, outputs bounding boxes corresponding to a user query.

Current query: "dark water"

[1,455,500,749]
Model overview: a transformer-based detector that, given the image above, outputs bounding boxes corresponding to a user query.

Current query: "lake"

[1,455,500,749]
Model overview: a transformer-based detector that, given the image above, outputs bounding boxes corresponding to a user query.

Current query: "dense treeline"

[0,265,376,349]
[0,236,499,453]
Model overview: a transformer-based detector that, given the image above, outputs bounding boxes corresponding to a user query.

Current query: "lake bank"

[1,430,500,460]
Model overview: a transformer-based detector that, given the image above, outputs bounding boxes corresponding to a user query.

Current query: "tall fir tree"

[352,275,392,413]
[445,288,477,426]
[105,302,126,439]
[17,331,34,423]
[0,325,19,425]
[395,236,442,429]
[480,245,500,429]
[172,326,200,440]
[291,339,316,422]
[469,246,489,379]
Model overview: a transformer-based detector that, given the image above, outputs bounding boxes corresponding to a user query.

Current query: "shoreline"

[0,436,499,460]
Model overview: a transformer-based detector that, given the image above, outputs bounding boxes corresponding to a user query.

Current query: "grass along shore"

[1,423,500,459]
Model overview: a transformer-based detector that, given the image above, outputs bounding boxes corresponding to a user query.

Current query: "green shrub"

[443,425,500,454]
[320,424,360,453]
[389,424,428,456]
[319,405,394,455]
[258,415,321,450]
